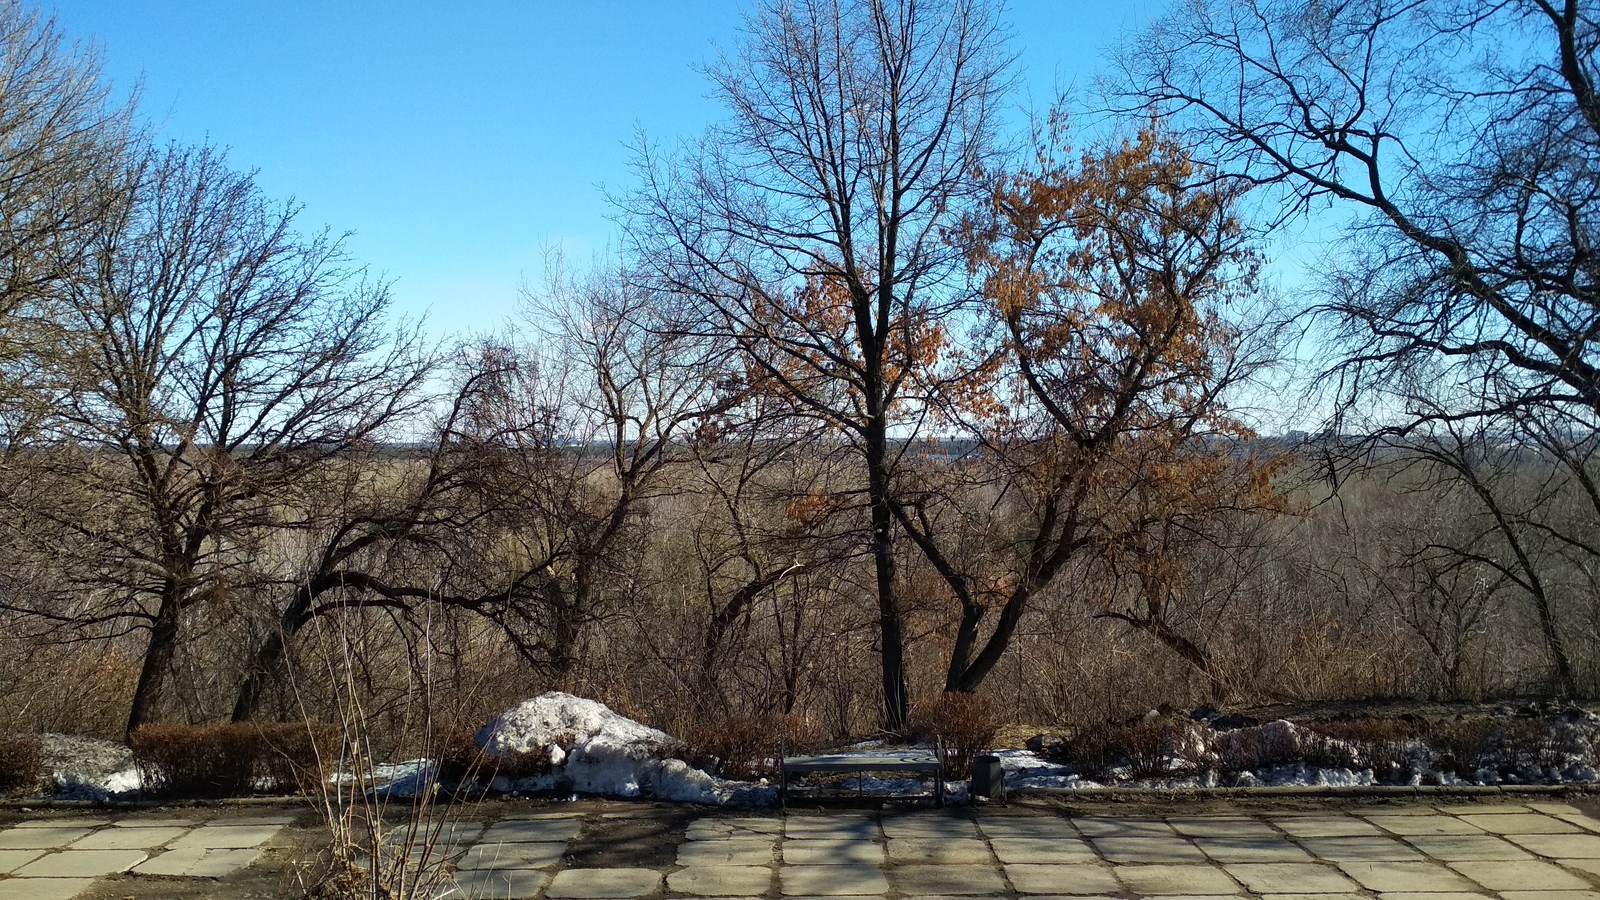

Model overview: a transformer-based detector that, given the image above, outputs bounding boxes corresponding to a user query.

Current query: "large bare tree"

[631,0,1011,730]
[17,144,432,736]
[1117,0,1600,695]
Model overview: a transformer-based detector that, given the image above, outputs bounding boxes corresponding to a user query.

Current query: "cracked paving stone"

[1168,817,1279,839]
[1004,863,1120,895]
[1496,893,1600,900]
[1403,834,1535,860]
[0,849,46,873]
[1222,862,1362,894]
[977,816,1074,838]
[1271,818,1382,838]
[457,840,566,869]
[1459,814,1582,835]
[1335,861,1481,893]
[0,828,94,850]
[15,848,148,877]
[1507,833,1600,857]
[886,837,992,864]
[453,867,549,900]
[1073,818,1174,837]
[880,818,980,840]
[778,864,889,895]
[68,826,187,850]
[481,818,584,843]
[1297,836,1424,861]
[1364,816,1486,836]
[667,865,774,896]
[165,824,282,850]
[0,878,98,900]
[677,837,775,866]
[781,840,883,865]
[988,837,1098,865]
[545,867,663,899]
[1091,836,1207,863]
[1448,859,1593,891]
[1194,836,1314,863]
[890,864,1007,895]
[134,847,261,877]
[1114,863,1241,895]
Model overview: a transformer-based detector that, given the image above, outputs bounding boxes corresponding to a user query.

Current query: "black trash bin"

[970,753,1004,799]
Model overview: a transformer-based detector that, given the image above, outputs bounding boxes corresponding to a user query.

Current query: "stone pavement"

[3,799,1600,898]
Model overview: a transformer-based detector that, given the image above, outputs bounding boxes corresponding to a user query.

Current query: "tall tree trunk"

[232,590,314,722]
[126,587,183,737]
[866,416,909,732]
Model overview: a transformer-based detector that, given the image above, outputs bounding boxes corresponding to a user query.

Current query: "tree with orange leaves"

[896,118,1286,694]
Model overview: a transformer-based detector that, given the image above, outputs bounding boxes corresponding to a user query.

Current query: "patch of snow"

[38,733,141,800]
[475,692,735,804]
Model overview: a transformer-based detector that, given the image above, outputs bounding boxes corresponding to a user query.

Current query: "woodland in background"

[0,0,1596,754]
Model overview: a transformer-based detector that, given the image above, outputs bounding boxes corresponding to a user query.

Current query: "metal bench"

[778,748,945,808]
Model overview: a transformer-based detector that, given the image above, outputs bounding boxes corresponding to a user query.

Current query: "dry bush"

[1303,719,1415,777]
[1498,718,1587,774]
[1426,718,1497,778]
[255,723,341,793]
[1054,720,1176,780]
[684,715,827,781]
[0,735,43,795]
[910,692,1001,779]
[1214,722,1300,773]
[130,724,258,797]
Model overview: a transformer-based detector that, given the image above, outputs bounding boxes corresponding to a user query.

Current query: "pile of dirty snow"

[38,733,141,800]
[475,692,729,804]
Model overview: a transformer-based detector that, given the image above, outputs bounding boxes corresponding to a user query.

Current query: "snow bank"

[39,733,141,800]
[475,692,722,804]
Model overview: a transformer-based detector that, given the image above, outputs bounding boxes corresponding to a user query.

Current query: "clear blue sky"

[50,1,1163,341]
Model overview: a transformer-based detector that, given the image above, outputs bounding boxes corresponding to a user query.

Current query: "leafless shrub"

[0,735,42,795]
[1426,719,1498,778]
[911,693,1001,779]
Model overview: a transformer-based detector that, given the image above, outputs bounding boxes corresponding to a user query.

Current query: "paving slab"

[13,819,109,829]
[886,837,992,863]
[1497,893,1600,900]
[1562,859,1600,879]
[785,819,879,839]
[1091,835,1208,863]
[14,848,148,877]
[1222,862,1363,893]
[0,878,98,900]
[1335,861,1482,893]
[1434,803,1531,814]
[1004,863,1120,895]
[457,840,566,869]
[1298,836,1424,861]
[0,828,94,849]
[68,826,187,850]
[880,818,980,840]
[1271,817,1383,838]
[165,824,282,850]
[1373,894,1494,900]
[1113,863,1241,895]
[1449,859,1593,891]
[545,867,663,899]
[1168,817,1279,839]
[1559,814,1600,834]
[1194,836,1314,863]
[1073,818,1175,837]
[1508,833,1600,857]
[482,818,584,843]
[989,837,1099,865]
[454,867,549,900]
[977,816,1075,838]
[0,848,45,873]
[779,863,890,895]
[782,840,883,865]
[1365,816,1486,836]
[668,865,774,896]
[1460,814,1581,834]
[133,847,261,877]
[1404,833,1535,860]
[678,837,776,866]
[891,864,1007,895]
[111,817,193,828]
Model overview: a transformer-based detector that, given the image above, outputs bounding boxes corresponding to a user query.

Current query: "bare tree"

[1117,0,1600,695]
[631,0,1012,729]
[12,143,432,736]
